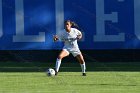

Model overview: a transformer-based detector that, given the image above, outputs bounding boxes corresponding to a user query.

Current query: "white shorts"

[63,48,81,57]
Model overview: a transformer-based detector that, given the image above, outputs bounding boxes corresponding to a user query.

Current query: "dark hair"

[64,20,79,29]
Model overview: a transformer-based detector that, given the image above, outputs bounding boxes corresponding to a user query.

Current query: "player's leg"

[75,54,86,76]
[71,49,86,76]
[55,49,69,75]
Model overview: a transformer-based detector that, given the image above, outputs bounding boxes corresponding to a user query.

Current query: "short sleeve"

[74,28,82,36]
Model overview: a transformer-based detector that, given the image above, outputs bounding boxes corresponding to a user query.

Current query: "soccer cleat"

[82,73,86,76]
[55,70,58,76]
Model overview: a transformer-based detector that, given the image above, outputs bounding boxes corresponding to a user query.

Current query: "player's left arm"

[76,29,82,40]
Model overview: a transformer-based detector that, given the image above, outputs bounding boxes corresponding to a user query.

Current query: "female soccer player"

[53,20,86,76]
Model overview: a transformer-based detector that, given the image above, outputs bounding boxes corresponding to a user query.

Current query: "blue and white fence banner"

[0,0,139,50]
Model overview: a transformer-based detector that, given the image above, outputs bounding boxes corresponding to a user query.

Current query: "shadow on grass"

[72,83,139,87]
[0,62,140,72]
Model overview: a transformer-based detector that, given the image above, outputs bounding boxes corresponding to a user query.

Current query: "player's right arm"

[53,31,65,42]
[53,35,59,42]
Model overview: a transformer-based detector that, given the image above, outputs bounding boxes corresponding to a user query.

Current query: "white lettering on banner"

[0,0,3,37]
[94,0,125,42]
[0,0,137,42]
[55,0,64,36]
[13,0,45,42]
[134,0,140,40]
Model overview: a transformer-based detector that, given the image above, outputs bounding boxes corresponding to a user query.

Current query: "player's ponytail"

[71,21,79,29]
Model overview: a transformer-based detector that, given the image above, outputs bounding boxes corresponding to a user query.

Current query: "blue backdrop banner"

[0,0,139,50]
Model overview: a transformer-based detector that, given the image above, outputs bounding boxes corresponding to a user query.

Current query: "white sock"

[80,62,86,73]
[55,58,61,72]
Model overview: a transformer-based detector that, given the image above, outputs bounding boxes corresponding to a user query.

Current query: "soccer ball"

[47,68,55,76]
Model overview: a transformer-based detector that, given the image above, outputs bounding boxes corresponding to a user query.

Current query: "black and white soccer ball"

[47,68,55,76]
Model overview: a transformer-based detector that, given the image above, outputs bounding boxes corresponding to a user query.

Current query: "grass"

[0,62,140,93]
[0,62,140,72]
[0,72,140,93]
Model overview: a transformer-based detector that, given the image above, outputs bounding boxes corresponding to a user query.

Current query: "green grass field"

[0,62,140,93]
[0,72,140,93]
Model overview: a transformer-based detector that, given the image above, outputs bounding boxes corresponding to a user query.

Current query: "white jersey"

[59,28,82,50]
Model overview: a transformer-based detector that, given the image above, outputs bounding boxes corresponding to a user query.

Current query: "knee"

[80,60,85,64]
[58,55,63,60]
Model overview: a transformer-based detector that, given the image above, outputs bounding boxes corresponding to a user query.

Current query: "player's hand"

[53,35,59,42]
[76,35,82,40]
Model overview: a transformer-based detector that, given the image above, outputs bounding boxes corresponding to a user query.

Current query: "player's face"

[65,22,72,31]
